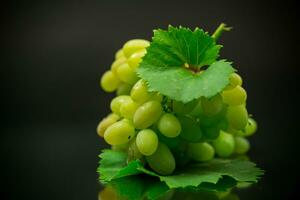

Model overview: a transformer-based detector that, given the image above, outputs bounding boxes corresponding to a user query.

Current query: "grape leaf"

[137,26,235,103]
[97,149,144,183]
[98,150,264,191]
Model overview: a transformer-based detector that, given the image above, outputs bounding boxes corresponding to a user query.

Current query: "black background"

[1,0,299,199]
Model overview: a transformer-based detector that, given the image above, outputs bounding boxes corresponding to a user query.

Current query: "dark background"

[1,0,299,199]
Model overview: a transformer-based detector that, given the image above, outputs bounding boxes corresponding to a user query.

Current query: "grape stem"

[212,23,232,41]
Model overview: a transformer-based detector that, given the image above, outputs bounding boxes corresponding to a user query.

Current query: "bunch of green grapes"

[97,39,257,175]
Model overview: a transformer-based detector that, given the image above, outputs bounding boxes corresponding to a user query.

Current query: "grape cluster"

[98,39,257,175]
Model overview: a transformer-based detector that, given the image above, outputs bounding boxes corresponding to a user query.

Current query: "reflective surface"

[98,185,242,200]
[2,0,298,199]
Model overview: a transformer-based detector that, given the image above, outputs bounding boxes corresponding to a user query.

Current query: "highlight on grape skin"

[97,38,258,175]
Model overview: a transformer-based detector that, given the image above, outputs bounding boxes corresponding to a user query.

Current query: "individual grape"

[130,79,152,104]
[173,147,190,168]
[178,116,202,142]
[226,127,246,137]
[244,118,257,136]
[116,82,132,96]
[217,118,229,131]
[155,128,181,149]
[148,92,163,102]
[200,106,227,127]
[133,100,162,129]
[234,136,250,154]
[104,119,135,145]
[172,100,198,114]
[157,113,181,138]
[96,113,120,137]
[115,49,124,60]
[213,130,235,157]
[201,94,223,116]
[189,99,203,117]
[226,105,248,130]
[122,39,150,58]
[120,98,139,120]
[111,57,127,75]
[127,137,143,162]
[202,126,220,140]
[116,63,139,84]
[127,49,146,70]
[111,143,129,152]
[187,142,215,162]
[173,151,190,168]
[110,95,131,115]
[146,143,175,175]
[224,72,243,90]
[136,129,159,156]
[100,70,120,92]
[221,86,247,106]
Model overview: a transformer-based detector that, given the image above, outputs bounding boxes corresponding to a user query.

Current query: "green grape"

[127,49,146,70]
[136,129,159,156]
[133,100,162,129]
[178,116,202,142]
[116,63,139,84]
[155,127,181,149]
[146,143,175,175]
[245,118,257,136]
[173,145,190,168]
[100,70,120,92]
[130,79,152,104]
[222,85,247,106]
[104,119,135,145]
[172,100,198,114]
[213,130,235,157]
[110,95,131,115]
[111,56,127,75]
[226,105,248,130]
[119,98,139,120]
[217,118,229,131]
[173,151,190,168]
[189,99,203,117]
[116,82,132,96]
[226,127,246,137]
[187,142,215,162]
[96,113,120,137]
[115,49,124,60]
[157,113,181,138]
[224,72,243,90]
[202,126,220,140]
[201,94,223,116]
[122,39,150,58]
[148,92,163,102]
[200,106,227,127]
[127,137,143,162]
[234,136,250,154]
[111,143,129,152]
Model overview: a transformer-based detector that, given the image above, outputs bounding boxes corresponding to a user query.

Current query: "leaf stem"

[212,23,232,41]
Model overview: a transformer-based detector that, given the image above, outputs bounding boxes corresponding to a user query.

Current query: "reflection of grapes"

[97,39,258,175]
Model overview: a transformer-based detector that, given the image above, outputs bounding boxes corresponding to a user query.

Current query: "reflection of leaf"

[137,26,235,103]
[108,175,237,200]
[110,176,169,200]
[98,150,264,192]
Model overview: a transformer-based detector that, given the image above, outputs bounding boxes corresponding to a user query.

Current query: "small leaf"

[138,26,234,103]
[98,150,143,183]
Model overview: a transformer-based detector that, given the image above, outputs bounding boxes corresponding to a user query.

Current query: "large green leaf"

[137,26,235,103]
[98,150,263,191]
